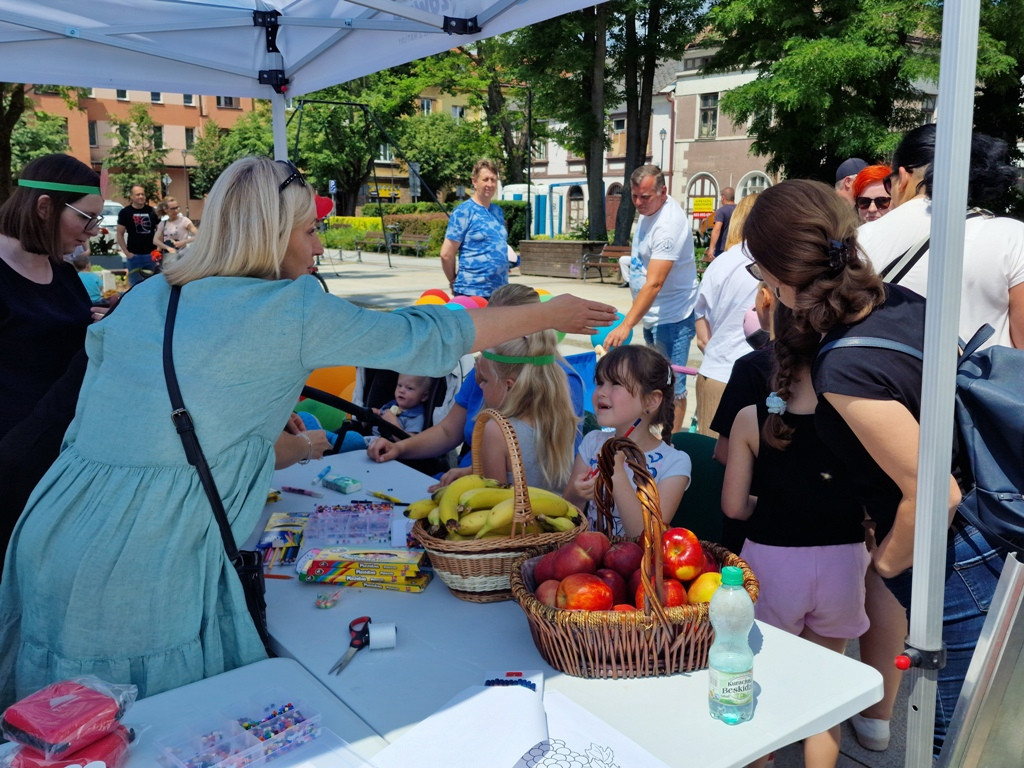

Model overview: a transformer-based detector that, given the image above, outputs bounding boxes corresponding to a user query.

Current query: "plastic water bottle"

[708,565,754,724]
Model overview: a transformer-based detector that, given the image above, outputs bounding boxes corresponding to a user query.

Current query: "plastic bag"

[1,723,134,768]
[0,677,137,760]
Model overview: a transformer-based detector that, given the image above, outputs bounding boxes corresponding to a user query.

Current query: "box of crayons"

[295,546,430,592]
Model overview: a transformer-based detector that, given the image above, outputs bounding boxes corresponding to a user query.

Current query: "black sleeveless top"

[746,401,867,547]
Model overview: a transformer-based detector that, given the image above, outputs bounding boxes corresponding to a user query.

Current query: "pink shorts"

[740,540,870,639]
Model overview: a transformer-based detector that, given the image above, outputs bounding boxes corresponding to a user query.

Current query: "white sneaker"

[850,714,890,751]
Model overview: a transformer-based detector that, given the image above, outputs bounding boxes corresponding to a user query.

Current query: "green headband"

[18,179,101,195]
[481,350,554,366]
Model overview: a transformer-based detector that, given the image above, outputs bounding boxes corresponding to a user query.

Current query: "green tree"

[609,0,704,244]
[0,83,27,202]
[11,111,71,175]
[393,111,500,200]
[704,0,940,180]
[188,119,230,199]
[106,103,169,200]
[221,102,274,159]
[513,7,619,240]
[294,69,423,215]
[975,0,1024,165]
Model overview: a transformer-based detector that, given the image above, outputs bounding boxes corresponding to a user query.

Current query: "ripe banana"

[457,486,514,512]
[426,503,442,536]
[475,497,515,538]
[438,474,499,531]
[527,489,572,518]
[453,508,490,536]
[404,497,438,520]
[537,513,578,533]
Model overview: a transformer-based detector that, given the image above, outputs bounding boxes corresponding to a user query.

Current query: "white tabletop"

[255,454,883,768]
[117,658,386,767]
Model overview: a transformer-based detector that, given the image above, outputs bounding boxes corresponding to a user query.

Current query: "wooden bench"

[394,233,430,257]
[583,244,631,283]
[355,230,386,255]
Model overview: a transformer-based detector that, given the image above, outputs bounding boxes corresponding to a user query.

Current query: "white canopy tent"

[0,0,599,158]
[0,1,999,765]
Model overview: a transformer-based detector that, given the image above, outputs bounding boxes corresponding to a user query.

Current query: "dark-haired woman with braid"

[722,302,868,768]
[743,178,1008,758]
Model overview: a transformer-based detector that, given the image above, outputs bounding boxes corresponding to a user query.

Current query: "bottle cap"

[721,565,744,587]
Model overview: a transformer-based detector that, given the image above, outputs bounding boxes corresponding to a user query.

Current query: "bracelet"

[297,432,313,465]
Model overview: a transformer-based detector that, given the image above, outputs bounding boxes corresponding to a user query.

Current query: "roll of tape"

[368,622,397,650]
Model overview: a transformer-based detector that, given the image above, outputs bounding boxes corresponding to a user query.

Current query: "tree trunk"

[0,84,28,205]
[587,6,608,242]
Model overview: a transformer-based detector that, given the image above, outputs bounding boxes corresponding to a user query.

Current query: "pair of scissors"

[329,616,371,675]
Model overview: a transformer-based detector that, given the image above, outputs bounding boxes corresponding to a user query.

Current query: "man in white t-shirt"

[604,165,699,432]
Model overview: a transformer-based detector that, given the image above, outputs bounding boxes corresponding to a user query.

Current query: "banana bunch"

[405,476,582,539]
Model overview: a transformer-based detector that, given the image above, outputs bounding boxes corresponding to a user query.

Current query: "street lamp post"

[181,148,191,218]
[659,128,667,170]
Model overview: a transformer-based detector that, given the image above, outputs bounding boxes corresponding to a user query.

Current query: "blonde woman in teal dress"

[0,156,616,706]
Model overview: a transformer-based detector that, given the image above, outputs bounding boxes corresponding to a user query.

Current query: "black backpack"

[818,324,1024,551]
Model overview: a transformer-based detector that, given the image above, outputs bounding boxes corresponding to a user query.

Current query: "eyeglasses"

[883,165,918,195]
[167,205,180,211]
[745,261,763,280]
[64,202,102,233]
[855,196,891,211]
[277,160,307,193]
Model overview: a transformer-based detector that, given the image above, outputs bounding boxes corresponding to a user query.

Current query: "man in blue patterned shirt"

[441,159,508,299]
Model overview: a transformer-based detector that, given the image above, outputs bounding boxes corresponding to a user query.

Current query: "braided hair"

[762,303,820,450]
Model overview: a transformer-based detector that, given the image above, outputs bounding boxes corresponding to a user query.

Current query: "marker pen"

[281,485,324,498]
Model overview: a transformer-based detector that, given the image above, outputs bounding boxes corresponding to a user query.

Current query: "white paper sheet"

[362,684,547,768]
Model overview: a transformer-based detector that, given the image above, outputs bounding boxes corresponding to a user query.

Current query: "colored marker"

[282,485,324,498]
[313,465,332,485]
[371,490,403,504]
[584,417,643,480]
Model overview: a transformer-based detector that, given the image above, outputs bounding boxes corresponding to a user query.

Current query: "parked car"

[89,200,127,270]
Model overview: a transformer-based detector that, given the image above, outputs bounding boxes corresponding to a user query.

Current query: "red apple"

[533,550,559,584]
[662,527,705,582]
[629,567,643,598]
[686,572,722,604]
[556,573,614,611]
[635,578,688,609]
[594,568,628,606]
[613,604,637,611]
[534,579,561,608]
[573,531,611,563]
[602,540,643,579]
[551,541,599,580]
[701,549,719,576]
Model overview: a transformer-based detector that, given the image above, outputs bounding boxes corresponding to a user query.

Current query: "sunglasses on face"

[167,205,180,211]
[856,196,891,211]
[64,202,102,233]
[277,160,307,193]
[882,164,920,195]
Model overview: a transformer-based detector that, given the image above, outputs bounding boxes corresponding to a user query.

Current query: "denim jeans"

[126,252,159,286]
[643,312,697,399]
[882,518,1006,756]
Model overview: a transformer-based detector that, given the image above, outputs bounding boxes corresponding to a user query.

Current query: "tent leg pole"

[272,94,288,161]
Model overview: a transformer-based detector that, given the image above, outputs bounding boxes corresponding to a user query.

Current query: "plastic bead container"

[156,695,321,768]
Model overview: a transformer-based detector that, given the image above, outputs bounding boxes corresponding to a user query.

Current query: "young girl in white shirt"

[564,345,691,536]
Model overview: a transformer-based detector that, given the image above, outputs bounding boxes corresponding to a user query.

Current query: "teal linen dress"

[0,274,474,705]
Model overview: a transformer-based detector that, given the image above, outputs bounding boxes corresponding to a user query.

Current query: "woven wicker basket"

[412,408,587,603]
[509,436,758,678]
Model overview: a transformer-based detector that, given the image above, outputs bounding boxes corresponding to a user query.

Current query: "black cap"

[835,158,867,183]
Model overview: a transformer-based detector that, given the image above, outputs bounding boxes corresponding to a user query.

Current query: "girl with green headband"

[475,329,577,493]
[0,153,106,574]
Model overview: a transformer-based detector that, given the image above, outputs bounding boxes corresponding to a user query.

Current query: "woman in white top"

[154,196,198,258]
[858,124,1024,349]
[693,193,760,436]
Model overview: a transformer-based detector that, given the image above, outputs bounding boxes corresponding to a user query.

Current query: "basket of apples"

[412,408,587,603]
[509,436,758,678]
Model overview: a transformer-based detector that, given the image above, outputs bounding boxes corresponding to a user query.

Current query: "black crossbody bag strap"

[162,284,241,564]
[878,209,987,285]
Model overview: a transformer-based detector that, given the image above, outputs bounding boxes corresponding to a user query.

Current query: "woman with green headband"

[0,153,107,572]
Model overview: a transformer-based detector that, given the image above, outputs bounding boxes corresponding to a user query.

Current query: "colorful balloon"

[420,288,450,302]
[414,294,445,305]
[590,312,632,348]
[451,296,478,310]
[469,296,488,308]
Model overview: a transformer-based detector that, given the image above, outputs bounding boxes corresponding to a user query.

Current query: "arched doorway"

[686,173,718,246]
[606,182,623,233]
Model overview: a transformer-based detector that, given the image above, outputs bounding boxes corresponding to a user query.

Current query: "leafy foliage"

[392,111,500,200]
[705,0,940,179]
[106,103,169,200]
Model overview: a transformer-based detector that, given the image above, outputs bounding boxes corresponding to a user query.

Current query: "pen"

[281,485,324,498]
[313,465,332,485]
[353,498,409,506]
[584,417,643,480]
[371,491,403,504]
[263,573,293,580]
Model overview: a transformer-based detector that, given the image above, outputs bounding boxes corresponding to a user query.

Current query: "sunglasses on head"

[276,160,307,193]
[856,196,891,211]
[745,261,763,280]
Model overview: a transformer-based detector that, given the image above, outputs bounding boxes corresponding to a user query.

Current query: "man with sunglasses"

[116,185,160,286]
